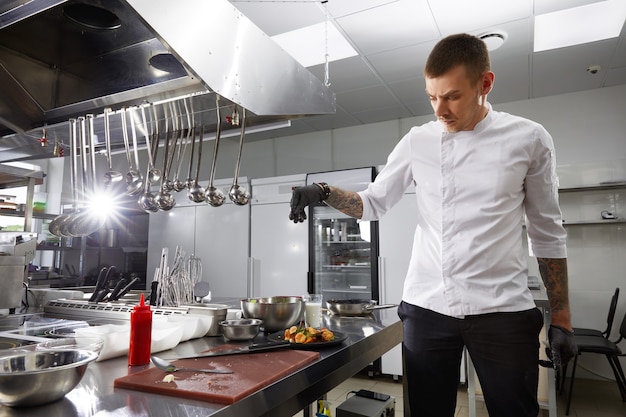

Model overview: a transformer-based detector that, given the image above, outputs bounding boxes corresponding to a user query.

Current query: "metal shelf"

[558,181,626,193]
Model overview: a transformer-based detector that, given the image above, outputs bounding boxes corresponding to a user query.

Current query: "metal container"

[187,304,229,336]
[241,296,304,332]
[220,319,262,341]
[0,349,99,407]
[0,256,25,309]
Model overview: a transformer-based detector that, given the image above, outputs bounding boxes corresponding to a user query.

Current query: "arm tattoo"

[325,186,364,219]
[537,257,571,321]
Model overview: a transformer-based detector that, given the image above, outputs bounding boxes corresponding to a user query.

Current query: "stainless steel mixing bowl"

[0,349,99,407]
[240,296,304,332]
[220,319,263,341]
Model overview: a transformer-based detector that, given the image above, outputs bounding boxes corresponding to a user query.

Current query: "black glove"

[548,325,577,369]
[289,184,326,223]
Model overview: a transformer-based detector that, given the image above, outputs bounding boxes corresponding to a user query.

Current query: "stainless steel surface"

[0,307,401,417]
[0,0,334,163]
[241,296,304,333]
[0,349,98,407]
[219,318,262,341]
[150,355,233,374]
[0,256,26,310]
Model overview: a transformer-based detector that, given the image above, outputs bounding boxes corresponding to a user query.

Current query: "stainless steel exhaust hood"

[0,0,335,163]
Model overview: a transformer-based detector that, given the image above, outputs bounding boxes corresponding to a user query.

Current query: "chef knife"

[89,266,108,302]
[109,276,140,301]
[177,340,291,358]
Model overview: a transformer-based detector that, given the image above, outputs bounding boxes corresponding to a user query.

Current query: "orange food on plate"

[283,326,335,344]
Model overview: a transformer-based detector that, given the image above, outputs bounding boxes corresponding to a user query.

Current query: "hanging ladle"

[143,105,161,184]
[155,107,176,211]
[68,114,105,237]
[187,125,206,203]
[121,108,143,195]
[206,96,226,207]
[49,119,78,237]
[172,98,192,192]
[103,108,122,187]
[228,107,250,206]
[137,106,159,213]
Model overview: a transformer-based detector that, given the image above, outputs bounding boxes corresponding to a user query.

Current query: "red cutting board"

[114,349,319,404]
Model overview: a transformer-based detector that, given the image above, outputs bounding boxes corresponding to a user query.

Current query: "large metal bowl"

[0,349,99,407]
[241,296,304,332]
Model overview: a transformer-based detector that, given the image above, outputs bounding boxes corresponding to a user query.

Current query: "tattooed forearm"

[537,257,572,327]
[325,186,364,219]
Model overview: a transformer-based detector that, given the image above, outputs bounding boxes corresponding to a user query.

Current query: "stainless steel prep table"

[0,306,402,417]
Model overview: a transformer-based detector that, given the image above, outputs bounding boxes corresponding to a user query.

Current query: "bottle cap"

[134,293,151,312]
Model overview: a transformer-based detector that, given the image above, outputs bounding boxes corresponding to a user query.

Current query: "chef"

[289,33,576,417]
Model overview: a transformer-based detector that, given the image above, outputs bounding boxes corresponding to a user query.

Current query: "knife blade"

[178,340,291,358]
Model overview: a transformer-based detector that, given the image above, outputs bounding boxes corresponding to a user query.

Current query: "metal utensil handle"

[104,109,113,169]
[194,125,204,186]
[87,114,97,193]
[130,107,141,172]
[231,107,247,186]
[208,95,222,188]
[141,106,155,168]
[120,107,133,167]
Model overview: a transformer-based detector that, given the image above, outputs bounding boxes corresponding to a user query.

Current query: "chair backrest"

[605,288,620,338]
[617,308,626,344]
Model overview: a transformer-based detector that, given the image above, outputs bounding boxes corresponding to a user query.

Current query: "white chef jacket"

[358,104,567,318]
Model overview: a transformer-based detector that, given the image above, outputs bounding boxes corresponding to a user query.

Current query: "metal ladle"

[155,121,176,211]
[151,356,232,374]
[228,108,250,206]
[172,98,192,192]
[103,108,122,187]
[163,102,180,192]
[137,107,159,213]
[121,108,143,196]
[142,105,161,184]
[206,97,226,207]
[187,125,206,203]
[49,118,78,237]
[68,114,105,237]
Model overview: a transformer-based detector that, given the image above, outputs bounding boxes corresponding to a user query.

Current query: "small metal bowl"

[0,349,99,407]
[219,319,263,341]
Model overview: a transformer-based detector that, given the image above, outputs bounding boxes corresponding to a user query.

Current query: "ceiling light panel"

[534,0,626,52]
[271,22,358,68]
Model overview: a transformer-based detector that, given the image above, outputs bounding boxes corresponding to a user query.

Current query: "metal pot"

[326,299,396,317]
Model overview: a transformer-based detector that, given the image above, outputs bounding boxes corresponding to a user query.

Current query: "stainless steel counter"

[0,307,402,417]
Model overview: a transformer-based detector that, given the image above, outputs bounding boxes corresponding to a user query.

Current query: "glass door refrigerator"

[306,167,379,304]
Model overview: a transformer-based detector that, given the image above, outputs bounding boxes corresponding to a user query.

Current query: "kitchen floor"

[292,375,626,416]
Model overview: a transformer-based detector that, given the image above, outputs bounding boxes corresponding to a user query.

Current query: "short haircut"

[424,33,491,84]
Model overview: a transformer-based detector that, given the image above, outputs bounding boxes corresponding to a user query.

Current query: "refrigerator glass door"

[310,205,375,302]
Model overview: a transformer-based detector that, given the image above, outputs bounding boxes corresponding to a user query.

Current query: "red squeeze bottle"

[128,293,152,366]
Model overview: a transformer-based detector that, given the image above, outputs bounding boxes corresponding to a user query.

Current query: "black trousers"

[398,301,543,417]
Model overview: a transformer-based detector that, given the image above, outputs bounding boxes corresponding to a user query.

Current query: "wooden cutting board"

[114,349,320,404]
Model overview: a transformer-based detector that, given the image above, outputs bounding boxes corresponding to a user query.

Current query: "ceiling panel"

[335,0,439,55]
[532,40,619,97]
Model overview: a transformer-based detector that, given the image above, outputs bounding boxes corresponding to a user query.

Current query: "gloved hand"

[289,184,326,223]
[548,325,577,369]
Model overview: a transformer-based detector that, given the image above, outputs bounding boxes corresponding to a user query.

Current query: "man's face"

[425,65,492,133]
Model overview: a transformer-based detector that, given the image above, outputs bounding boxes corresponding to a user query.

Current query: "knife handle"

[247,340,291,351]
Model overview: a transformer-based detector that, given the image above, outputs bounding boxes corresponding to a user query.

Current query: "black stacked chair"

[563,309,626,415]
[573,288,620,337]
